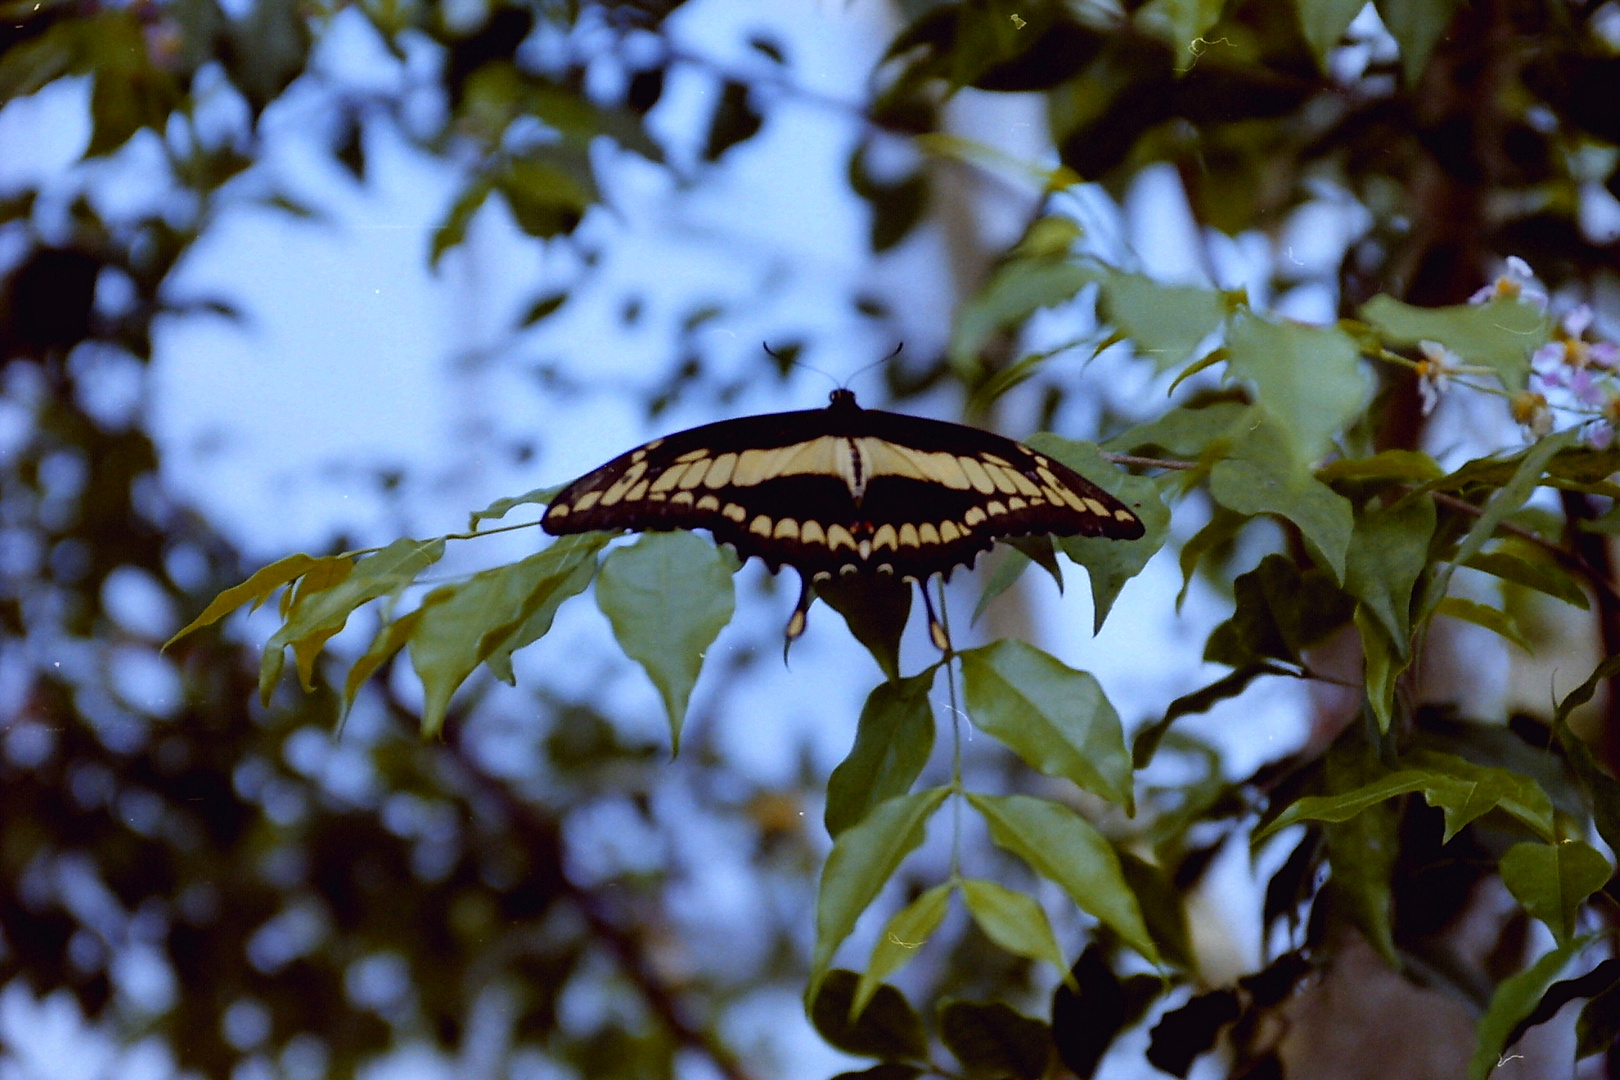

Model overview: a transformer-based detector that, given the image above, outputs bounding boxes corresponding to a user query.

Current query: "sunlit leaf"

[967,793,1158,963]
[409,537,605,737]
[960,640,1133,811]
[1361,293,1549,393]
[1224,313,1369,463]
[1209,414,1354,580]
[166,553,324,649]
[1096,271,1225,371]
[959,879,1069,980]
[854,883,951,1019]
[1500,841,1611,946]
[812,787,951,999]
[468,485,564,530]
[595,532,736,750]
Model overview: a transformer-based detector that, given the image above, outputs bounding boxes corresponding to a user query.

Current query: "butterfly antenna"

[841,343,904,394]
[763,342,840,391]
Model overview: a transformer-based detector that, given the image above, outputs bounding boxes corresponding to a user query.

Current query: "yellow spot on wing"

[672,491,694,506]
[963,506,986,526]
[858,539,871,558]
[651,464,687,493]
[750,515,772,537]
[1008,470,1041,497]
[988,466,1019,495]
[548,503,569,518]
[982,453,1012,467]
[1115,508,1137,523]
[696,494,720,512]
[722,503,746,523]
[986,500,1006,516]
[678,461,709,489]
[873,524,898,550]
[918,523,940,544]
[1007,496,1027,510]
[960,457,995,494]
[801,520,825,545]
[774,518,799,540]
[575,491,602,512]
[827,524,856,551]
[899,523,920,547]
[704,452,737,488]
[939,521,960,543]
[625,480,649,501]
[675,449,707,463]
[1083,497,1108,515]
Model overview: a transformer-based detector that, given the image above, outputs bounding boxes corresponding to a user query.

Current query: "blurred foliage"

[5,0,1620,1078]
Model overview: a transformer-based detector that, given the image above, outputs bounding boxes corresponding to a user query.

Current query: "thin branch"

[1431,490,1620,609]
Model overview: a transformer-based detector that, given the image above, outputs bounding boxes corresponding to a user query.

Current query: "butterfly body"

[542,389,1143,644]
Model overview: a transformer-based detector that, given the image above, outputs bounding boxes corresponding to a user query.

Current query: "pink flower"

[1415,341,1459,416]
[1511,391,1554,438]
[1469,256,1548,308]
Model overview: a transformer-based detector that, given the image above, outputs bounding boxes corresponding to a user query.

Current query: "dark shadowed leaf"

[938,999,1051,1080]
[810,971,928,1062]
[1146,988,1241,1077]
[1469,936,1594,1080]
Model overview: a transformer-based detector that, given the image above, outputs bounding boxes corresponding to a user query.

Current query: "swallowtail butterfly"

[542,389,1144,648]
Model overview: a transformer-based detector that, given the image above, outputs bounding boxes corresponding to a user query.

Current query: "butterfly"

[542,389,1144,648]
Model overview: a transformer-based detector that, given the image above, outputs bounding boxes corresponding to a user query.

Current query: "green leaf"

[408,537,604,737]
[959,879,1069,980]
[1578,972,1620,1059]
[1375,0,1459,87]
[1344,495,1435,648]
[1361,294,1550,393]
[1294,0,1375,70]
[1468,936,1595,1080]
[937,999,1051,1080]
[261,539,446,704]
[495,153,594,238]
[1553,656,1620,857]
[1418,430,1579,620]
[826,672,938,838]
[1356,606,1402,732]
[1203,554,1354,668]
[87,13,181,156]
[1134,663,1294,768]
[1133,0,1226,72]
[960,640,1134,812]
[1435,597,1532,653]
[1175,504,1249,609]
[1317,449,1444,486]
[1405,750,1556,843]
[1115,850,1195,971]
[853,883,952,1020]
[468,485,564,530]
[1321,751,1399,964]
[1096,271,1226,371]
[949,258,1097,374]
[342,608,425,720]
[829,1065,923,1080]
[1028,435,1170,632]
[595,532,736,751]
[1106,397,1250,460]
[1256,770,1432,842]
[809,971,928,1063]
[1209,415,1355,580]
[1500,841,1611,946]
[1463,550,1589,610]
[1257,753,1554,846]
[478,534,606,684]
[431,177,494,266]
[812,787,951,999]
[973,546,1034,623]
[165,553,324,649]
[966,793,1159,963]
[1224,314,1369,463]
